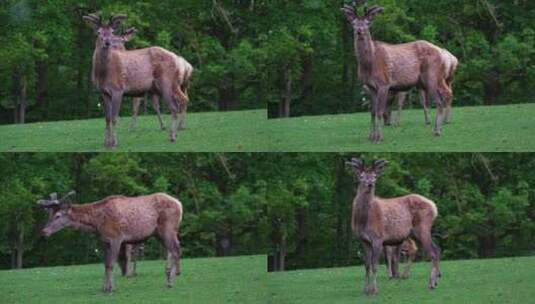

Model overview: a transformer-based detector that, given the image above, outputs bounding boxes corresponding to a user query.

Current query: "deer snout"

[41,228,52,237]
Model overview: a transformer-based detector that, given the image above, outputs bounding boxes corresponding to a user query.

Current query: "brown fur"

[342,3,458,142]
[347,158,440,296]
[83,14,193,148]
[40,193,183,293]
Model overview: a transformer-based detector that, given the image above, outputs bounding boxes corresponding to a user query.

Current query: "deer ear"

[341,5,357,23]
[365,5,384,22]
[346,157,365,175]
[122,27,137,42]
[373,159,388,174]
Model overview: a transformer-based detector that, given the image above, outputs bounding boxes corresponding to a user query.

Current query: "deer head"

[341,1,384,40]
[83,13,136,50]
[346,158,388,189]
[37,190,76,237]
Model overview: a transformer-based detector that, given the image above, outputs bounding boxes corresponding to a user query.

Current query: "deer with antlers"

[38,191,183,293]
[83,13,193,148]
[346,158,441,295]
[342,1,457,142]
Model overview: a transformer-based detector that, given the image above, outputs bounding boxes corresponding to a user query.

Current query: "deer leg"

[163,233,180,288]
[384,246,394,279]
[392,245,401,279]
[110,94,123,148]
[161,87,179,142]
[372,88,389,143]
[129,98,141,132]
[124,244,135,277]
[420,90,431,125]
[151,94,166,131]
[429,89,444,136]
[103,241,121,293]
[368,240,383,295]
[362,242,373,295]
[178,101,188,131]
[413,227,441,289]
[395,92,406,127]
[118,244,127,277]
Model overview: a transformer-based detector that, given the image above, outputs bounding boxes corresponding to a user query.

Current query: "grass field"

[267,256,535,304]
[267,103,535,152]
[0,255,266,304]
[0,110,267,152]
[0,105,533,152]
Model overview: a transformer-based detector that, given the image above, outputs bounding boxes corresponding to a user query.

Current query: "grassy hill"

[267,104,535,152]
[267,256,535,304]
[0,255,266,304]
[0,110,267,152]
[0,104,533,152]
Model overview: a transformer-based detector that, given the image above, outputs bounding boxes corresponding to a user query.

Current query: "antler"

[109,14,127,30]
[82,13,102,30]
[372,159,388,172]
[37,190,76,208]
[365,5,384,20]
[346,157,364,169]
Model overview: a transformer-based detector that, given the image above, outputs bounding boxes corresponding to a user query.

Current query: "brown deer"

[384,238,417,279]
[346,158,440,295]
[83,13,193,148]
[103,29,168,132]
[38,191,183,293]
[368,47,458,127]
[342,1,456,142]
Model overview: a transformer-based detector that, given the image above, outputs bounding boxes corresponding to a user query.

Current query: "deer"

[342,1,457,143]
[346,158,441,296]
[119,243,144,277]
[101,28,168,132]
[384,238,417,279]
[38,191,183,293]
[83,13,193,148]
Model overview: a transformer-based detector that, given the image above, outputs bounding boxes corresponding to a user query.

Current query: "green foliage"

[2,0,533,122]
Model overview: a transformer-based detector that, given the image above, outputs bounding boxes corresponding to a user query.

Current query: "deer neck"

[93,47,112,87]
[354,32,376,77]
[354,184,375,228]
[69,205,98,233]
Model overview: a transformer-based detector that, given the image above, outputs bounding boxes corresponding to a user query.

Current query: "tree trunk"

[278,234,287,271]
[295,208,307,260]
[218,85,237,111]
[14,228,24,269]
[279,68,292,118]
[484,69,500,105]
[36,59,47,107]
[18,78,27,124]
[299,54,313,112]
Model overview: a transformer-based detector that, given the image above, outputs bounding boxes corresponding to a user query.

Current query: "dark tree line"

[0,153,534,270]
[2,1,535,124]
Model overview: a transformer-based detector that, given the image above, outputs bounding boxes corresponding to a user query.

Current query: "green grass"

[0,255,267,304]
[267,256,535,304]
[1,104,534,152]
[267,104,535,152]
[0,110,267,152]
